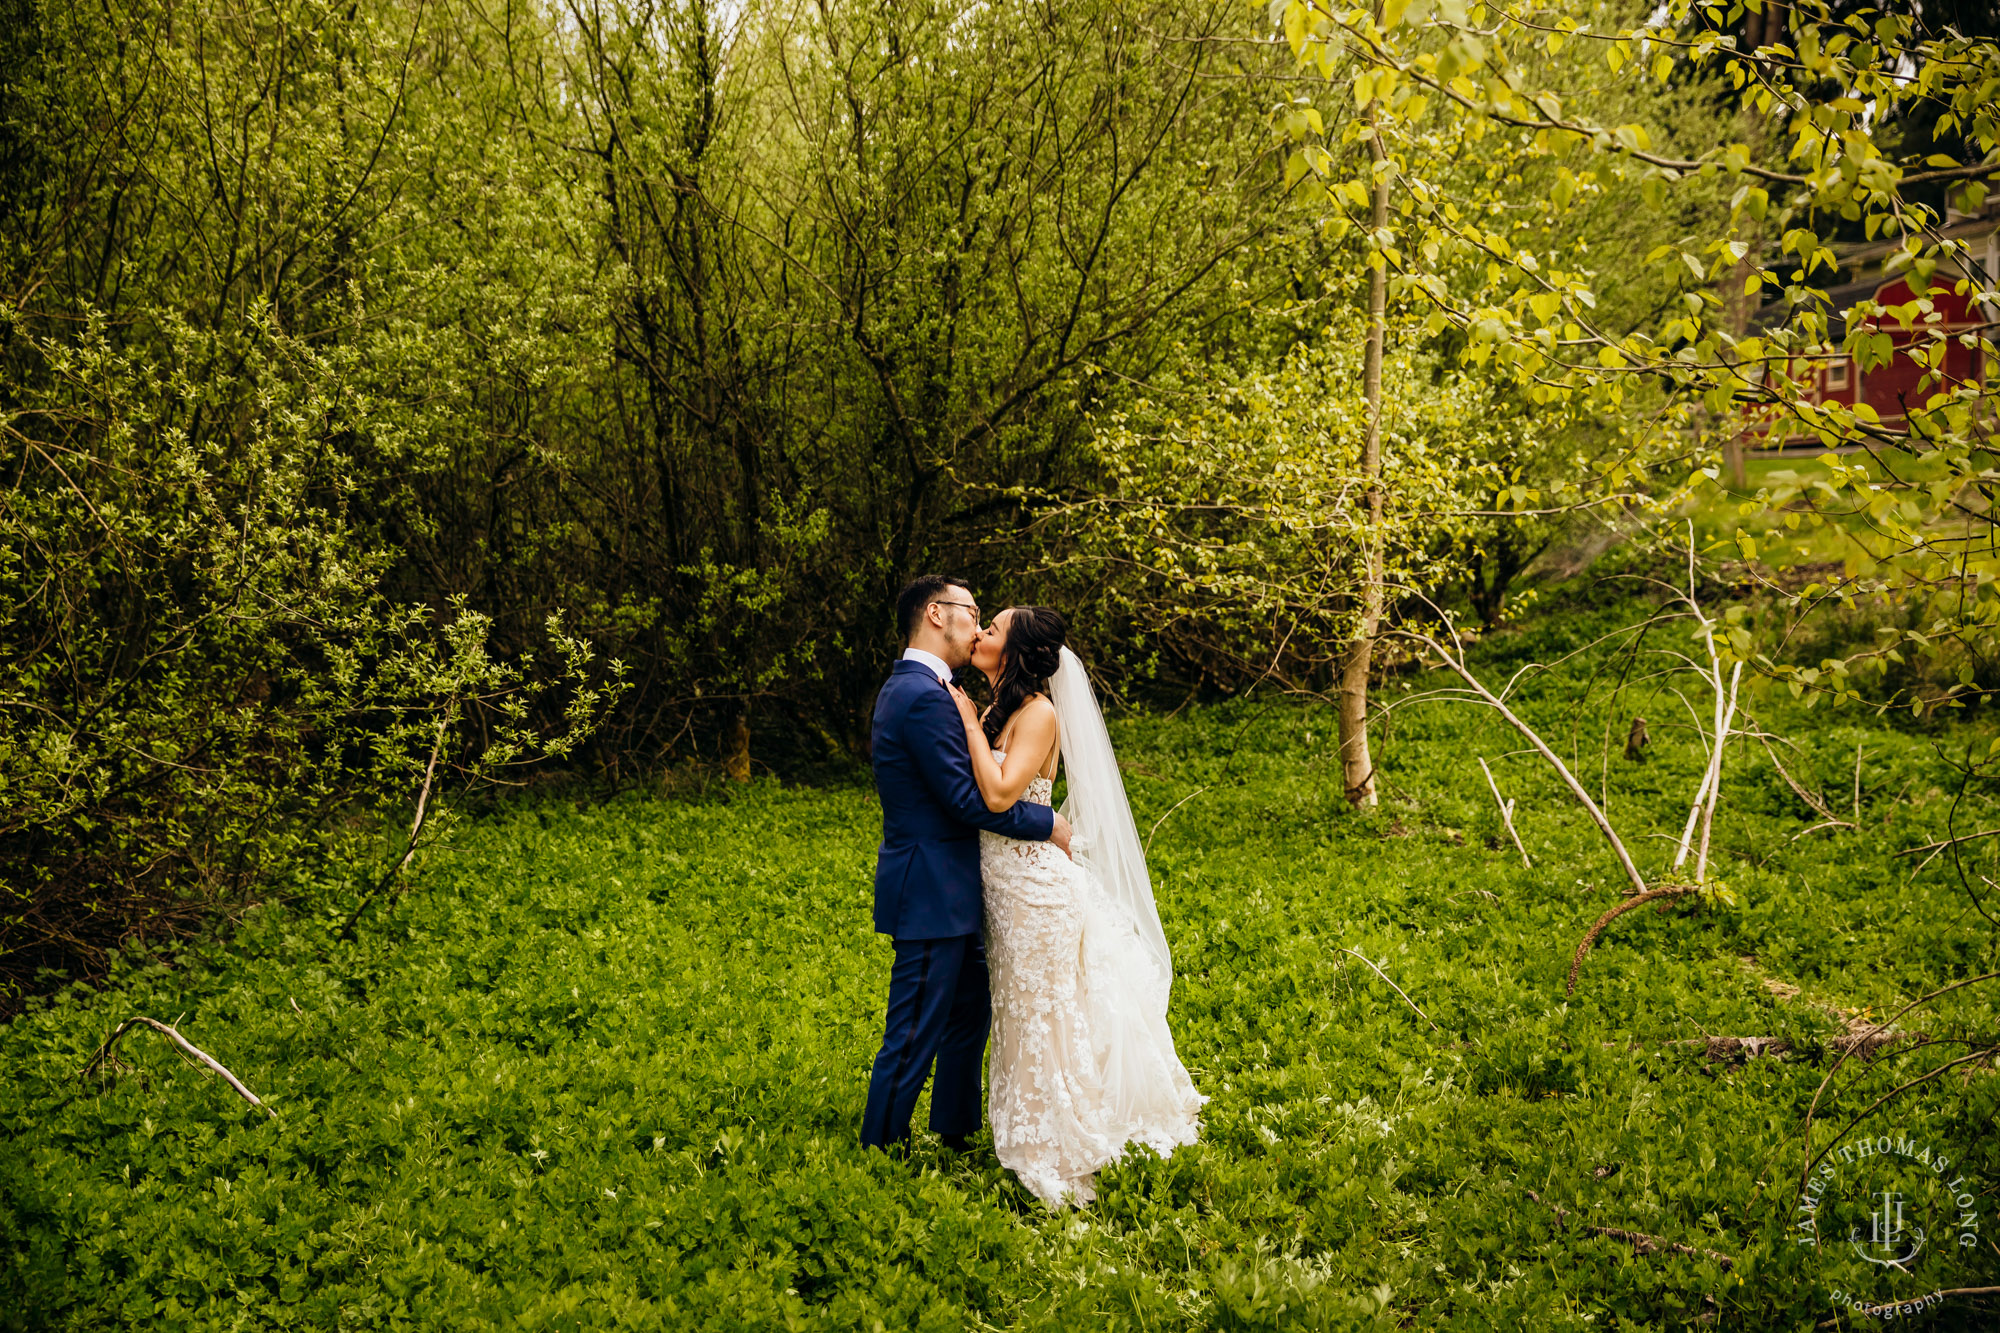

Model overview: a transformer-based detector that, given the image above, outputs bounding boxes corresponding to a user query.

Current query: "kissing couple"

[859,575,1205,1208]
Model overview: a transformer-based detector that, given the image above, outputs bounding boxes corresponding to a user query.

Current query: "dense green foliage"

[4,595,1993,1328]
[0,0,1308,998]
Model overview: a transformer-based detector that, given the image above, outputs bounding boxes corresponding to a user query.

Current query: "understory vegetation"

[4,589,1994,1330]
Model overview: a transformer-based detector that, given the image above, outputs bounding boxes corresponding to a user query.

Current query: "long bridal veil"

[1048,646,1173,981]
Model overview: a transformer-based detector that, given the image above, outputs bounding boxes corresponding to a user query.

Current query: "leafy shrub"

[0,0,633,1004]
[0,305,619,1007]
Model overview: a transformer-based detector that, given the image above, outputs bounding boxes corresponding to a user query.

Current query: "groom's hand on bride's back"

[1050,812,1073,858]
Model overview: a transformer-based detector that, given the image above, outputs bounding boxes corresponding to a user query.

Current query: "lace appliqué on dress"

[981,753,1205,1209]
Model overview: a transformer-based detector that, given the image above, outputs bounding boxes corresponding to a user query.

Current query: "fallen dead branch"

[78,1016,275,1118]
[1680,1035,1791,1062]
[1334,946,1440,1032]
[1395,539,1754,999]
[1566,884,1703,996]
[1524,1189,1735,1270]
[1394,625,1648,897]
[1752,731,1852,832]
[1671,1031,1929,1064]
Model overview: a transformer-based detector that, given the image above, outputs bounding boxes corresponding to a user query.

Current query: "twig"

[1853,743,1865,821]
[1941,770,2000,931]
[1567,885,1704,996]
[1392,628,1648,897]
[1335,947,1440,1031]
[1524,1190,1735,1269]
[341,716,449,937]
[1479,757,1531,868]
[1144,786,1210,855]
[1894,827,2000,870]
[1750,724,1854,833]
[78,1017,275,1118]
[398,718,448,886]
[1693,663,1742,884]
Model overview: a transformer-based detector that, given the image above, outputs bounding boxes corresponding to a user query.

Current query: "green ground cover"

[3,602,1996,1330]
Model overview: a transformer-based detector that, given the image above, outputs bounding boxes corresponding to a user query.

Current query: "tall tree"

[1339,0,1393,809]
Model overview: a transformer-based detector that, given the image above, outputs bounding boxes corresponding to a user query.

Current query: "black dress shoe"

[939,1133,971,1154]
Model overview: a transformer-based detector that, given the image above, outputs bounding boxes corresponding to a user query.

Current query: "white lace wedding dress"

[981,750,1205,1209]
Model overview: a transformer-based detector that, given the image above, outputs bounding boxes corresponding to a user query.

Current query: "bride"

[945,606,1204,1208]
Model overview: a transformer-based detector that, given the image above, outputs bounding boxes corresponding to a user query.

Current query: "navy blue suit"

[860,659,1055,1150]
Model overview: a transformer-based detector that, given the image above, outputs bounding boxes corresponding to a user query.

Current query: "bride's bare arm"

[947,687,1059,812]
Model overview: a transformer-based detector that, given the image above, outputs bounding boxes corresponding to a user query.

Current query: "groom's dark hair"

[897,574,971,642]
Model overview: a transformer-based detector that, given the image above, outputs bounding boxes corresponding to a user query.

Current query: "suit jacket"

[871,659,1055,938]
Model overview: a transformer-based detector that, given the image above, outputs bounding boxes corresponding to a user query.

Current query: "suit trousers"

[859,933,989,1149]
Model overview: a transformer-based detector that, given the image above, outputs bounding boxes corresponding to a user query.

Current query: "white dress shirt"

[901,647,953,684]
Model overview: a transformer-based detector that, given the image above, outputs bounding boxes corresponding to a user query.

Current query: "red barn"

[1762,200,1998,437]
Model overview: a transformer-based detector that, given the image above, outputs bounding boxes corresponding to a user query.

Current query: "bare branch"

[1754,731,1852,830]
[1391,625,1649,897]
[1335,946,1440,1032]
[79,1017,274,1118]
[1800,970,2000,1188]
[1567,884,1703,996]
[1479,757,1530,868]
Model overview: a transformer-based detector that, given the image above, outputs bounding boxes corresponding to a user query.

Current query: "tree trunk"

[722,708,751,782]
[1719,431,1747,492]
[1339,90,1389,810]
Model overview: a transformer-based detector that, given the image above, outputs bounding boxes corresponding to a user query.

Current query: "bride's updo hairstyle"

[982,606,1068,746]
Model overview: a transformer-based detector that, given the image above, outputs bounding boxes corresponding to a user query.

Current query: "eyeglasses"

[932,600,980,618]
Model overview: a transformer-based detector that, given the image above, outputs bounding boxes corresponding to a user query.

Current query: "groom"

[860,575,1072,1153]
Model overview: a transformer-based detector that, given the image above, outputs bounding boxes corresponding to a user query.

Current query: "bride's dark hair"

[982,606,1068,746]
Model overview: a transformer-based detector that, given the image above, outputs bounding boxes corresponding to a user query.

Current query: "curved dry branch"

[1567,885,1703,996]
[78,1016,274,1118]
[1144,785,1210,854]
